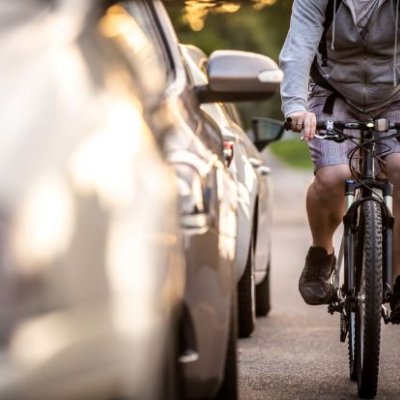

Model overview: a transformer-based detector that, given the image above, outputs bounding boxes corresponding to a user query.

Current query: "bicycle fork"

[328,179,395,327]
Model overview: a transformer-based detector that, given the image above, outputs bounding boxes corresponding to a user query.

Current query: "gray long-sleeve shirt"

[279,0,400,117]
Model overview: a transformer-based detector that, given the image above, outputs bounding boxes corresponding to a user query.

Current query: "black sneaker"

[390,276,400,321]
[299,246,336,305]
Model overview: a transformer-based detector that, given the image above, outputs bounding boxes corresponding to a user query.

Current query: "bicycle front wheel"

[355,200,383,399]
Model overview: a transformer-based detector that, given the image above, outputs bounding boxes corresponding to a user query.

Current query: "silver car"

[120,2,283,398]
[180,44,282,338]
[0,1,185,399]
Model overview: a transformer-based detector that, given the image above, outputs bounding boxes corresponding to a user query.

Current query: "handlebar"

[283,117,400,142]
[315,119,400,132]
[284,117,400,133]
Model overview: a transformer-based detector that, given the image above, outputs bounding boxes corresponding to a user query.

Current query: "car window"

[222,103,243,126]
[182,48,240,130]
[181,54,225,125]
[183,51,207,87]
[121,1,173,86]
[202,102,229,129]
[98,3,166,98]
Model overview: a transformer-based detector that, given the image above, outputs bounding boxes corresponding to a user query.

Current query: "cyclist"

[280,0,400,318]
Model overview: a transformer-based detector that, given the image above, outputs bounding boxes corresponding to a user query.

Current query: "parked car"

[180,44,282,338]
[0,1,185,399]
[121,1,283,398]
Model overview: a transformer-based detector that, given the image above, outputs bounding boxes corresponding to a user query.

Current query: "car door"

[0,2,185,400]
[119,1,238,398]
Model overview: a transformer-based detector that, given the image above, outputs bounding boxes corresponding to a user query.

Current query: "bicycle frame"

[337,128,394,308]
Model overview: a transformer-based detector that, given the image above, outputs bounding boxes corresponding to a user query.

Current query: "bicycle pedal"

[382,305,400,324]
[382,305,391,324]
[388,314,400,325]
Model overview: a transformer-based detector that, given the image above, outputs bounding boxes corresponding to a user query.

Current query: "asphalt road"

[238,154,400,400]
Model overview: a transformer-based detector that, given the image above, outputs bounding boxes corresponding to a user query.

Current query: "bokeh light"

[182,0,277,31]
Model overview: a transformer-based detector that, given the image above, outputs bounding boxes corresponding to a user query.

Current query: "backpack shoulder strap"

[319,0,343,66]
[324,0,342,31]
[309,0,343,114]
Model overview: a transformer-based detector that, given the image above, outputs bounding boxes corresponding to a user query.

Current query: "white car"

[180,44,282,337]
[0,2,185,399]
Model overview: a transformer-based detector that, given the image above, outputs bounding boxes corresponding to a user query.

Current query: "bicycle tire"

[348,307,357,381]
[355,200,383,399]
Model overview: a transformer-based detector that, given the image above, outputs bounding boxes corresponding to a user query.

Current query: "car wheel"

[163,315,184,400]
[237,235,256,338]
[255,262,271,317]
[213,295,238,400]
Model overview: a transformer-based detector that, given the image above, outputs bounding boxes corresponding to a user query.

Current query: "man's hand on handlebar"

[287,111,317,141]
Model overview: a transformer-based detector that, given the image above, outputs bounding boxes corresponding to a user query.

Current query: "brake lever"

[315,129,346,143]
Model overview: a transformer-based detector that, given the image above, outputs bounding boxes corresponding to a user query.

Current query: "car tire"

[255,262,271,317]
[213,295,238,400]
[237,235,256,338]
[163,314,184,400]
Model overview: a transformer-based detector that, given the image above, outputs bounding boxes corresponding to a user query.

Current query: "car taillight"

[223,141,234,167]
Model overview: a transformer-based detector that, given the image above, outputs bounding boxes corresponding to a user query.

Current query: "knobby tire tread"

[348,308,357,381]
[357,200,382,399]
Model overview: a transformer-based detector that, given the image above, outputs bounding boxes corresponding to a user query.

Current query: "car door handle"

[258,165,271,176]
[248,157,262,168]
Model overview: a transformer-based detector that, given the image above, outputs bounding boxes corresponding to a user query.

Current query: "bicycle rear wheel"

[348,306,357,381]
[355,200,383,399]
[343,227,358,382]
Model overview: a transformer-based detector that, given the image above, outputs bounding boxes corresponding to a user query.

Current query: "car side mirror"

[251,117,284,151]
[195,50,283,103]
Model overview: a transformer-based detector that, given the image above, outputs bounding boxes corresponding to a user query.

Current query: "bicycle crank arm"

[327,292,344,315]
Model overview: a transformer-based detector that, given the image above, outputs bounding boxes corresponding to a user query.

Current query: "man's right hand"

[287,111,316,141]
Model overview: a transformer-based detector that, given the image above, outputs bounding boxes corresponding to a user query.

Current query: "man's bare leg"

[306,164,352,254]
[299,164,352,305]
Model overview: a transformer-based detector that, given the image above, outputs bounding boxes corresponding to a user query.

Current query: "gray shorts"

[308,86,400,171]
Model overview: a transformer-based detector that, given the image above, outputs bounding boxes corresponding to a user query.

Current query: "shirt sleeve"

[279,0,328,118]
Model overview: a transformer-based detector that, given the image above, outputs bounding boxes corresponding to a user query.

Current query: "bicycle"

[284,117,400,399]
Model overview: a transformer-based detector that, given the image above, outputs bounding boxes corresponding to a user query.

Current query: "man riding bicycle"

[280,0,400,318]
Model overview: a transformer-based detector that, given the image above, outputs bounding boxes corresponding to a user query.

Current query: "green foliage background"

[165,0,293,127]
[164,1,312,170]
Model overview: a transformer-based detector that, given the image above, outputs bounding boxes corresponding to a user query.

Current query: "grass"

[269,138,313,170]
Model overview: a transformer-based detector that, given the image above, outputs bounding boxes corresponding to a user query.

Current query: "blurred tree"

[165,0,293,126]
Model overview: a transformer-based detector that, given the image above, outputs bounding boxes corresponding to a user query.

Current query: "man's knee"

[312,165,351,203]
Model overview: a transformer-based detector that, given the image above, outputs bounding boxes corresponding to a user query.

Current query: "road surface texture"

[239,152,400,400]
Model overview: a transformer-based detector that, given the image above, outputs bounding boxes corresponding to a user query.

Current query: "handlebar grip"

[283,117,292,131]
